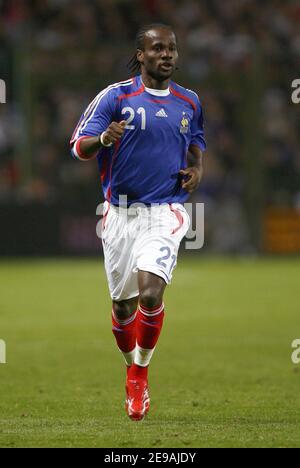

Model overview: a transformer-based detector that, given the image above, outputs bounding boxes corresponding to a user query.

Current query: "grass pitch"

[0,257,299,448]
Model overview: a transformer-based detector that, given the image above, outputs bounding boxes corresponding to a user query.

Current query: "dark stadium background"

[1,0,300,450]
[0,0,299,257]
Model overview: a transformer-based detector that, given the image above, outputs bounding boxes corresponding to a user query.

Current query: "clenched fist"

[102,120,127,146]
[179,167,203,193]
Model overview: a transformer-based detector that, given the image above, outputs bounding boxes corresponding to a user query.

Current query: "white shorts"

[101,202,190,301]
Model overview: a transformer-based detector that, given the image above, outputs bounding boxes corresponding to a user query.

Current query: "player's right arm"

[77,121,127,159]
[70,86,126,161]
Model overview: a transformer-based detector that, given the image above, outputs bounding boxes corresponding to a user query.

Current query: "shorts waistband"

[110,203,182,216]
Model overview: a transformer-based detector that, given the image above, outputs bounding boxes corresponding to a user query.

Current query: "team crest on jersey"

[180,112,189,134]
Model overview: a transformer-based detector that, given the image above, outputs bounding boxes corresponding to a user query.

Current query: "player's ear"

[137,49,144,65]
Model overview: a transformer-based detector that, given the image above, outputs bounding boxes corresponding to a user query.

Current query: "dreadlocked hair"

[127,23,175,74]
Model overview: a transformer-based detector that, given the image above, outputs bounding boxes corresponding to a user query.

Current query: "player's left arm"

[180,95,206,193]
[179,145,203,193]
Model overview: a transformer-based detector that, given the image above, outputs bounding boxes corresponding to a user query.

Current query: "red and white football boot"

[125,376,150,421]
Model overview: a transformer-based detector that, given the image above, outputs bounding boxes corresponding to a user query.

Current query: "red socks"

[112,308,137,366]
[112,303,165,372]
[134,303,165,369]
[136,303,165,350]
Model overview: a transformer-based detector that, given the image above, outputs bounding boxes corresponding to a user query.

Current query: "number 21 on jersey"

[122,107,146,131]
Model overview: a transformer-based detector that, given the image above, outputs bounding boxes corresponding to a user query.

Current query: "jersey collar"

[140,77,170,97]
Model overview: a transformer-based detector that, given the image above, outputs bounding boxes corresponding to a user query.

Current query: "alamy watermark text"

[96,196,205,250]
[0,340,6,364]
[0,79,6,104]
[291,339,300,365]
[291,79,300,104]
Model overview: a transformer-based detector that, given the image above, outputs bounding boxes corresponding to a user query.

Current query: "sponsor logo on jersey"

[155,108,168,118]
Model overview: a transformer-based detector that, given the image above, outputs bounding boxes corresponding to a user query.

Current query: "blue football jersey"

[70,75,206,206]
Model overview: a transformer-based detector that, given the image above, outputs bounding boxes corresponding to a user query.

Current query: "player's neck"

[141,72,170,91]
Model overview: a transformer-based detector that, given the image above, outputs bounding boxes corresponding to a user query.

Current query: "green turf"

[0,257,299,448]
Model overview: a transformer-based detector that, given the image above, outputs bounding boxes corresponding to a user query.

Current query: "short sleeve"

[70,88,116,145]
[190,98,206,151]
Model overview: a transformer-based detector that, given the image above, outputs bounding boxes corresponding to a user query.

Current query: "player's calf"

[112,298,139,367]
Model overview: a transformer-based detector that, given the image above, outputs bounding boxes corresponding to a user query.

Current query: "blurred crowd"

[0,0,299,251]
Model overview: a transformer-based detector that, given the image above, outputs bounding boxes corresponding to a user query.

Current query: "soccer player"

[70,24,206,421]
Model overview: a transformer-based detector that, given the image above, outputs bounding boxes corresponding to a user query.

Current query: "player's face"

[138,29,179,82]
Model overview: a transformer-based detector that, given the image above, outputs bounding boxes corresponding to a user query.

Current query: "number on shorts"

[156,247,177,274]
[169,254,177,273]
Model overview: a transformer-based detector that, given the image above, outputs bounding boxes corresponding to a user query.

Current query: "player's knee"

[139,288,163,310]
[113,300,136,321]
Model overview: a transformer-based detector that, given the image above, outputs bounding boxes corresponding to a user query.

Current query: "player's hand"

[102,121,127,145]
[179,167,203,193]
